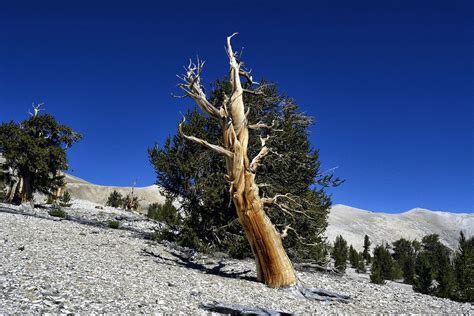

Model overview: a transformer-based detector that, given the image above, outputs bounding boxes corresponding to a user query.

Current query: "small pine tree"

[59,190,72,207]
[106,190,123,208]
[331,235,348,273]
[349,245,360,268]
[370,260,385,284]
[356,252,367,273]
[372,244,395,280]
[454,231,473,302]
[392,238,416,284]
[414,252,434,294]
[363,234,371,263]
[436,250,455,298]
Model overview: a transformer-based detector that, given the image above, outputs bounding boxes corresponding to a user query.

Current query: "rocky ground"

[0,201,472,314]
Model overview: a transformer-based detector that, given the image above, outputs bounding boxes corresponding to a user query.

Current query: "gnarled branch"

[249,135,270,172]
[177,59,222,119]
[179,118,233,158]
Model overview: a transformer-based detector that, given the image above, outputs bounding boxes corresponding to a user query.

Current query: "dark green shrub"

[147,199,179,225]
[177,223,207,252]
[106,190,123,208]
[221,235,252,259]
[45,194,55,205]
[48,206,66,218]
[108,220,120,229]
[59,190,72,207]
[391,261,404,280]
[356,254,367,273]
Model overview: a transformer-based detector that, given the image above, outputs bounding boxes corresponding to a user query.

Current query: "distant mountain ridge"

[2,160,472,249]
[63,174,167,212]
[325,204,473,251]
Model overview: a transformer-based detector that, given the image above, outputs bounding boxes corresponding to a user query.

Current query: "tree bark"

[178,34,296,288]
[21,174,33,203]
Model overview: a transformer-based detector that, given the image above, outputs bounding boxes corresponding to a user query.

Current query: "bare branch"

[29,102,44,117]
[179,118,233,158]
[177,59,222,119]
[250,135,270,172]
[243,89,264,96]
[248,120,276,130]
[285,226,320,246]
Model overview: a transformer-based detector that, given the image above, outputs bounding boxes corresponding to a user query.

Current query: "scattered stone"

[0,201,472,314]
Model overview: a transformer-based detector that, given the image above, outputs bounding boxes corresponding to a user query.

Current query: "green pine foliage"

[59,190,72,207]
[349,245,360,268]
[108,220,120,229]
[370,260,385,284]
[454,231,474,302]
[147,199,179,226]
[365,233,471,303]
[414,252,434,294]
[413,233,458,299]
[363,235,371,263]
[149,80,342,261]
[106,190,123,208]
[0,109,81,204]
[356,252,367,273]
[331,235,348,272]
[392,238,416,284]
[372,244,396,280]
[48,205,66,218]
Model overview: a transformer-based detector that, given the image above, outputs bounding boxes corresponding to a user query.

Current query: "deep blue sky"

[0,1,472,213]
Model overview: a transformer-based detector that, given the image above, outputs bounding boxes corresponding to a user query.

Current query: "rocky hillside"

[326,204,474,251]
[1,201,472,314]
[63,174,167,212]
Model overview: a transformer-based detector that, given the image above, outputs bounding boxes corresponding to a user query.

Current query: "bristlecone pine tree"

[0,104,81,204]
[331,235,348,272]
[171,34,316,287]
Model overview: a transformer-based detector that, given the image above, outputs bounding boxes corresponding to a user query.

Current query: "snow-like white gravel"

[0,201,472,314]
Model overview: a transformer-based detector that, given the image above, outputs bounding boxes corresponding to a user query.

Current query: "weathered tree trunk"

[177,34,296,288]
[11,177,23,205]
[20,173,33,204]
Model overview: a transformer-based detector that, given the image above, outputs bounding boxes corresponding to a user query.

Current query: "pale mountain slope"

[64,174,167,212]
[326,204,474,251]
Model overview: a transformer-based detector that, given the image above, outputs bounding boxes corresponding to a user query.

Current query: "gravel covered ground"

[1,201,472,314]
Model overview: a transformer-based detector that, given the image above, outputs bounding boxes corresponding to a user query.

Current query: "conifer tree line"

[331,232,473,302]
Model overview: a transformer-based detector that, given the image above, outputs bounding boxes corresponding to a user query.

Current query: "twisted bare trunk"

[177,34,296,288]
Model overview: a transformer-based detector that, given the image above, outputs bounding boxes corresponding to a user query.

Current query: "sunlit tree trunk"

[177,34,296,287]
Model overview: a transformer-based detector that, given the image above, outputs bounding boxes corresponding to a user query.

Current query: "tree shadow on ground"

[142,248,257,283]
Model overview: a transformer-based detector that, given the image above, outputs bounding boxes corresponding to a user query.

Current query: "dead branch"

[248,120,275,130]
[179,118,233,158]
[249,135,270,172]
[29,102,44,117]
[177,59,222,119]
